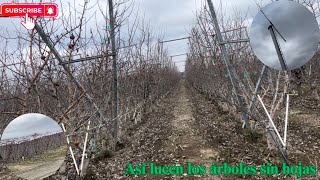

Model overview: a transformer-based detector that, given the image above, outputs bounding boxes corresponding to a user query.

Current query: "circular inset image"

[0,113,67,180]
[249,1,320,70]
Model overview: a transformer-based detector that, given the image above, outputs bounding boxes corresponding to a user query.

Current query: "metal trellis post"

[243,65,267,128]
[206,0,249,128]
[108,0,119,142]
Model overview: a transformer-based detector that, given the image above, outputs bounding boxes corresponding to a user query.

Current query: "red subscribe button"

[1,3,58,17]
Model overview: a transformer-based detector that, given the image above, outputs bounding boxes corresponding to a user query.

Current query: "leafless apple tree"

[185,0,320,152]
[0,0,180,160]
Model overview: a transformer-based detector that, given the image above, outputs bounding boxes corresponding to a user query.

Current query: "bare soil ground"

[9,156,65,180]
[85,80,320,180]
[0,145,67,180]
[2,80,319,180]
[187,82,320,180]
[168,80,220,180]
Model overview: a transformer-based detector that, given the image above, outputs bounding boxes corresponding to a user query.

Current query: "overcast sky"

[130,0,276,71]
[249,0,320,70]
[0,113,62,140]
[0,0,313,72]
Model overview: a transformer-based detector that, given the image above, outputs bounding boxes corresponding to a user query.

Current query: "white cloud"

[1,113,62,140]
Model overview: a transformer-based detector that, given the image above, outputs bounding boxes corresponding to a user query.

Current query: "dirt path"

[86,80,229,179]
[2,146,67,180]
[85,80,320,180]
[10,156,64,180]
[168,80,220,179]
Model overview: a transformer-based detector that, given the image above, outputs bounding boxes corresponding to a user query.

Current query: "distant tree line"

[185,0,320,150]
[0,0,180,155]
[0,132,65,162]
